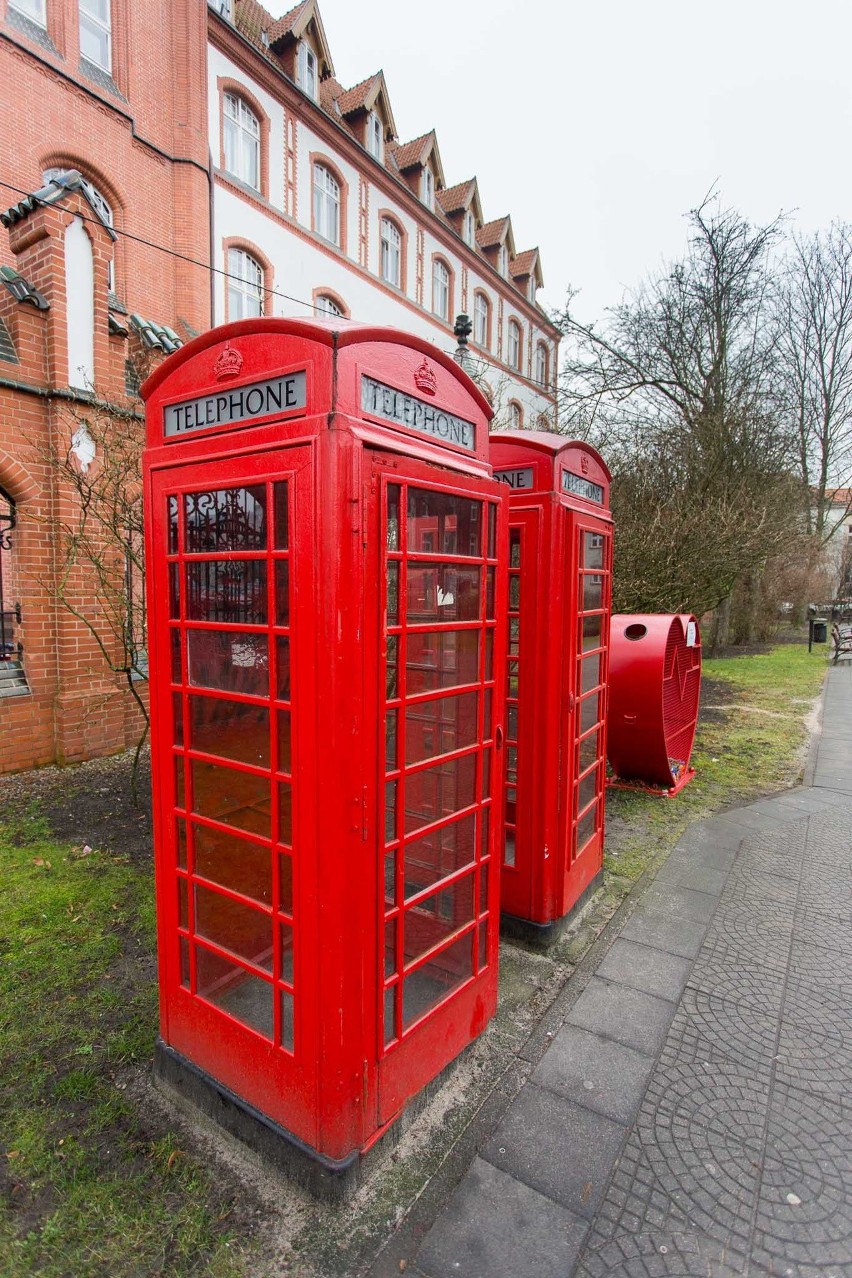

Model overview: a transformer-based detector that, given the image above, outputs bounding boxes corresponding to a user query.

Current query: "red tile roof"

[476,217,510,249]
[267,0,308,43]
[510,249,539,278]
[336,72,379,115]
[437,179,475,214]
[391,131,433,170]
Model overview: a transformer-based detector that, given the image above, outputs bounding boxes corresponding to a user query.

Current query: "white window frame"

[223,93,260,190]
[316,294,344,318]
[535,342,548,387]
[498,244,508,278]
[380,218,401,287]
[207,0,232,17]
[313,164,340,246]
[79,0,111,72]
[298,41,318,100]
[474,292,489,348]
[9,0,47,26]
[463,210,475,247]
[227,248,264,320]
[421,167,434,210]
[432,259,450,322]
[508,320,521,371]
[509,401,523,430]
[367,112,384,162]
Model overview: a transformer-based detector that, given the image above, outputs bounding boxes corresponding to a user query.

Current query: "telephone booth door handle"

[495,725,504,749]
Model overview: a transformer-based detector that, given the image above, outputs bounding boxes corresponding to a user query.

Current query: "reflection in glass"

[278,781,293,844]
[180,937,190,987]
[509,575,520,610]
[403,812,477,897]
[385,781,397,844]
[184,486,266,553]
[190,696,269,767]
[386,709,398,769]
[384,985,397,1046]
[277,709,292,773]
[387,485,400,550]
[194,822,272,902]
[583,532,604,569]
[484,630,493,681]
[187,630,268,696]
[576,804,596,851]
[582,614,602,650]
[276,637,290,700]
[582,574,603,612]
[386,561,399,625]
[404,752,477,834]
[275,560,290,625]
[178,875,188,928]
[405,691,478,764]
[176,817,187,869]
[174,755,185,809]
[486,568,495,620]
[478,919,488,969]
[384,917,397,977]
[402,875,474,969]
[195,883,272,971]
[509,530,521,569]
[169,564,180,618]
[487,504,496,559]
[578,767,598,813]
[191,759,270,837]
[481,746,491,799]
[581,653,601,694]
[386,635,399,699]
[196,946,272,1038]
[509,615,520,654]
[384,849,396,903]
[168,495,179,554]
[406,629,479,692]
[580,693,600,733]
[273,482,289,550]
[171,629,182,683]
[407,489,481,557]
[186,560,267,625]
[402,930,473,1029]
[579,729,599,772]
[173,694,184,746]
[280,920,294,984]
[406,564,480,623]
[480,855,489,907]
[279,852,293,913]
[280,990,294,1052]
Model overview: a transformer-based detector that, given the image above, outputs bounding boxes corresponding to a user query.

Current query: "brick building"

[0,0,561,773]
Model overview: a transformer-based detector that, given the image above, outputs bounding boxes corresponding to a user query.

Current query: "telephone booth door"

[148,447,318,1143]
[371,458,504,1122]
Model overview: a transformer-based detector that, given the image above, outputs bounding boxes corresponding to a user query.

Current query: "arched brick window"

[223,92,260,189]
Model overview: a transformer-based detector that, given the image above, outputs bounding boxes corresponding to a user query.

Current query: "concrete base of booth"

[500,868,605,948]
[153,1037,468,1202]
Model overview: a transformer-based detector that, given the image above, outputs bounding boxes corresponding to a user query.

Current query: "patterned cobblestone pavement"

[389,663,852,1278]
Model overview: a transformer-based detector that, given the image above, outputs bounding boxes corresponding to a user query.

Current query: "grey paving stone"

[641,883,720,924]
[721,864,800,908]
[482,1084,626,1219]
[686,950,786,1020]
[533,1024,655,1125]
[565,978,677,1057]
[596,938,693,1003]
[791,907,852,958]
[673,989,779,1076]
[700,901,792,971]
[654,858,729,897]
[415,1157,589,1278]
[620,908,707,960]
[575,1227,744,1277]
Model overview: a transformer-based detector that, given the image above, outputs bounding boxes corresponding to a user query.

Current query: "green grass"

[0,811,252,1278]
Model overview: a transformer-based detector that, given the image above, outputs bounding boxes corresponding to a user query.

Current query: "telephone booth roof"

[142,317,495,474]
[489,431,611,510]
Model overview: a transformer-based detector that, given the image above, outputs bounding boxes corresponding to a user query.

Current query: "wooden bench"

[832,623,852,664]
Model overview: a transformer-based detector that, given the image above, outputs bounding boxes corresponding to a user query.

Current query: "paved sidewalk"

[377,662,852,1278]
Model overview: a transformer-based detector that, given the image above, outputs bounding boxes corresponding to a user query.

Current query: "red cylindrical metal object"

[607,614,701,793]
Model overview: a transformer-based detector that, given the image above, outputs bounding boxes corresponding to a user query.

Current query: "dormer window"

[367,112,383,162]
[529,276,537,302]
[421,167,434,211]
[498,245,508,278]
[463,210,475,247]
[298,41,318,101]
[207,0,232,18]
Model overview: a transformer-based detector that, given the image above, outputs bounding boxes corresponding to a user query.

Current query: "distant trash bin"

[813,620,828,644]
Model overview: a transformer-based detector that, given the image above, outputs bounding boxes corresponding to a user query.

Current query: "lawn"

[0,639,829,1277]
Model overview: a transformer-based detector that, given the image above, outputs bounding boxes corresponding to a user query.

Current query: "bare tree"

[774,222,852,541]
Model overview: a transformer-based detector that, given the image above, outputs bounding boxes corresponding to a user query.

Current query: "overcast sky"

[268,0,852,324]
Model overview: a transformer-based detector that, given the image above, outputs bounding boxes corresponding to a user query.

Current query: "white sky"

[268,0,852,324]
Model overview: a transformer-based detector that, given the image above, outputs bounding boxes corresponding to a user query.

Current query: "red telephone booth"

[607,613,702,794]
[489,432,613,943]
[142,319,506,1193]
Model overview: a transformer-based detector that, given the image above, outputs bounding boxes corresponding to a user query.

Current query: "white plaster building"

[207,0,560,429]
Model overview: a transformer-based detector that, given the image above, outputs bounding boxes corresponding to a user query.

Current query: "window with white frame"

[509,401,523,430]
[463,210,475,247]
[79,0,111,71]
[315,294,344,318]
[298,41,318,100]
[44,168,116,291]
[207,0,232,17]
[535,342,548,387]
[380,218,401,287]
[474,292,489,348]
[367,112,383,162]
[432,259,450,322]
[9,0,46,25]
[529,276,537,303]
[223,93,260,189]
[498,244,508,278]
[227,248,264,319]
[313,164,340,245]
[421,167,434,210]
[507,319,521,370]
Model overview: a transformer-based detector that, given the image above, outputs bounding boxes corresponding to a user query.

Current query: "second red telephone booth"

[490,432,613,942]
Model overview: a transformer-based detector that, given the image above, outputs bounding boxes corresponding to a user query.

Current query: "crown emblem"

[414,358,437,396]
[214,342,243,380]
[580,452,590,474]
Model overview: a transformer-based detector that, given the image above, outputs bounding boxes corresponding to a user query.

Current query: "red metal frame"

[489,432,613,936]
[607,614,702,796]
[142,319,506,1165]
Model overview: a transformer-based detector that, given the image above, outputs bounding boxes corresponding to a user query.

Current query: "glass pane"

[405,691,478,764]
[578,767,598,814]
[402,930,473,1029]
[484,688,492,738]
[404,752,477,834]
[583,574,603,612]
[581,653,601,694]
[487,504,496,559]
[504,828,516,867]
[385,780,397,843]
[169,564,180,618]
[580,692,600,734]
[178,875,188,928]
[584,532,604,569]
[509,531,521,569]
[486,568,495,619]
[168,495,179,554]
[509,575,520,610]
[582,614,603,651]
[384,917,397,977]
[407,490,481,557]
[279,852,293,914]
[386,635,399,700]
[191,760,270,837]
[187,631,268,697]
[579,729,599,772]
[480,855,489,908]
[406,629,479,692]
[190,697,269,767]
[170,629,182,683]
[507,704,518,740]
[384,849,396,903]
[174,755,185,809]
[481,746,491,800]
[276,637,291,700]
[403,812,476,897]
[577,804,597,851]
[406,565,480,623]
[196,948,272,1039]
[275,560,290,625]
[184,486,266,553]
[279,921,294,984]
[484,630,494,681]
[176,818,187,869]
[194,884,272,972]
[478,919,488,969]
[278,782,293,845]
[403,875,474,968]
[386,561,399,625]
[180,937,190,987]
[186,560,267,625]
[384,985,397,1046]
[273,482,289,550]
[280,990,294,1052]
[277,710,292,773]
[509,616,520,655]
[387,485,400,551]
[172,694,184,746]
[386,708,398,769]
[193,823,271,903]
